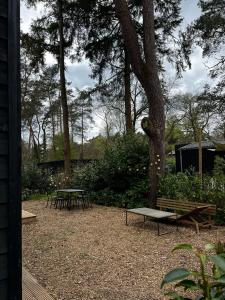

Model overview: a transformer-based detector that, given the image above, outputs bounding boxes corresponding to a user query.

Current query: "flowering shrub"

[72,134,149,207]
[48,173,72,190]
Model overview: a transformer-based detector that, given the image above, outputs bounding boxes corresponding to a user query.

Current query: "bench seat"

[157,198,216,233]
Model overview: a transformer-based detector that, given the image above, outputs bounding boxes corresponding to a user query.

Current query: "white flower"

[157,167,161,170]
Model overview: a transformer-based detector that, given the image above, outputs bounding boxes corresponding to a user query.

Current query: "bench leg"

[190,217,200,234]
[196,222,199,234]
[157,221,160,236]
[176,217,179,231]
[125,210,128,225]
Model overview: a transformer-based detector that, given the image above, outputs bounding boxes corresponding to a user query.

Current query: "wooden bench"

[157,198,216,233]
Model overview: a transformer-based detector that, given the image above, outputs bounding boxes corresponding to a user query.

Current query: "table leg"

[67,195,71,210]
[125,211,128,225]
[82,192,85,210]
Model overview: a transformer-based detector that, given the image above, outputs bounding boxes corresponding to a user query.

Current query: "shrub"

[22,164,51,194]
[158,171,225,224]
[72,133,149,207]
[161,242,225,300]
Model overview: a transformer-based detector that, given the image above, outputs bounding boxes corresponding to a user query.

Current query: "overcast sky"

[21,0,211,138]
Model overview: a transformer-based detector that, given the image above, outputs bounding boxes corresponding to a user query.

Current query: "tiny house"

[175,141,225,174]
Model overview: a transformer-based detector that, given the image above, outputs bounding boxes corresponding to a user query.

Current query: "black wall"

[176,146,225,174]
[0,0,21,299]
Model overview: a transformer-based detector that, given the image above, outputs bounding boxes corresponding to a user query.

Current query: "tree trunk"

[124,47,133,133]
[58,0,71,176]
[42,122,47,160]
[114,0,165,207]
[30,125,40,162]
[80,104,84,160]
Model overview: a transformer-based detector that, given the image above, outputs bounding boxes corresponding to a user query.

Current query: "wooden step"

[22,210,36,224]
[23,268,55,300]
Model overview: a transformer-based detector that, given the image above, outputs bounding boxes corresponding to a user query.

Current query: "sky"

[20,0,211,138]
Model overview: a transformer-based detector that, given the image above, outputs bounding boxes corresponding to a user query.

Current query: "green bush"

[22,164,51,194]
[72,133,149,207]
[159,170,225,224]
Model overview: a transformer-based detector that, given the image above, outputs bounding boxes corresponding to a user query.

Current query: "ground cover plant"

[161,242,225,300]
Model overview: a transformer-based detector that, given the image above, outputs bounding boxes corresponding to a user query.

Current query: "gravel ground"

[23,200,225,300]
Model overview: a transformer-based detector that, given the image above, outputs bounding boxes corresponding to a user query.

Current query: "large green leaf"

[175,279,199,291]
[172,244,193,252]
[210,255,225,272]
[198,253,207,267]
[165,291,185,299]
[161,268,190,288]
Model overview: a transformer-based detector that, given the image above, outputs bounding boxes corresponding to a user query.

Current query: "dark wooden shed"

[0,0,21,299]
[175,141,225,174]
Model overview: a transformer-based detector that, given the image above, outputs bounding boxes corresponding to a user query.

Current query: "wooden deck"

[22,210,37,224]
[23,268,54,300]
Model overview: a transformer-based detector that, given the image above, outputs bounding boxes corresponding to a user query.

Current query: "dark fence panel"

[0,0,21,299]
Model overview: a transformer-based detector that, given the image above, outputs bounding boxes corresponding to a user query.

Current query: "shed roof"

[178,141,225,151]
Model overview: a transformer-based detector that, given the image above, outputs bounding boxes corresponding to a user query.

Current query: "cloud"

[66,63,96,89]
[181,0,201,26]
[21,3,44,33]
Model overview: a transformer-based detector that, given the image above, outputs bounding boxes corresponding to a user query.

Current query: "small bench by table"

[125,207,178,235]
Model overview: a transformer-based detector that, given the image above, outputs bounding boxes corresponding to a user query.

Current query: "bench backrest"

[157,198,216,215]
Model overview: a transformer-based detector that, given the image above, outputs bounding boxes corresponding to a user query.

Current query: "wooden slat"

[0,84,8,108]
[0,17,7,39]
[0,62,7,85]
[0,38,7,62]
[0,203,8,229]
[157,198,216,215]
[0,180,7,204]
[0,157,7,179]
[0,253,7,280]
[0,108,8,133]
[0,229,7,254]
[0,133,8,155]
[22,268,55,300]
[0,3,7,18]
[0,280,7,300]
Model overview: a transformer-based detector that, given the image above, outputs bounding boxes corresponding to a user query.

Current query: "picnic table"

[56,189,85,210]
[125,207,178,235]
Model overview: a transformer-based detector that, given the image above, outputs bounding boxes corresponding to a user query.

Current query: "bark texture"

[58,0,71,175]
[114,0,165,207]
[124,47,133,133]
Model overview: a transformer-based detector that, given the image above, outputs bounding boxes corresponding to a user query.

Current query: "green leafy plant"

[72,133,149,207]
[22,164,51,194]
[161,242,225,300]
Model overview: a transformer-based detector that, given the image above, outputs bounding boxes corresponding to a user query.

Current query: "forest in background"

[21,0,225,208]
